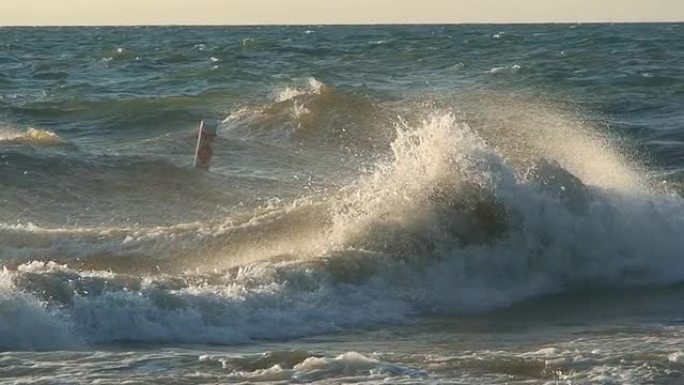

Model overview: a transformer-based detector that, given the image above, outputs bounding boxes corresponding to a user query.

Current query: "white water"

[2,109,684,351]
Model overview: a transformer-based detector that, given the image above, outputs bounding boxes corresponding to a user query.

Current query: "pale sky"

[1,0,682,26]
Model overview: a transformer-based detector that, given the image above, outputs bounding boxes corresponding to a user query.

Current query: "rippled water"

[1,24,684,384]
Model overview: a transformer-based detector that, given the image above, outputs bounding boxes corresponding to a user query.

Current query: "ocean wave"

[0,127,66,146]
[0,267,84,350]
[0,260,409,349]
[222,77,333,131]
[221,78,390,152]
[3,107,684,350]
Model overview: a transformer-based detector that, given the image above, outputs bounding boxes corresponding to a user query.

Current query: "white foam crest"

[222,106,254,123]
[0,268,82,350]
[225,364,294,382]
[221,351,425,382]
[276,87,306,103]
[275,77,325,103]
[489,64,520,74]
[329,112,502,247]
[0,127,23,141]
[669,351,684,363]
[0,127,63,145]
[325,110,684,311]
[0,260,408,348]
[221,78,328,132]
[292,101,312,119]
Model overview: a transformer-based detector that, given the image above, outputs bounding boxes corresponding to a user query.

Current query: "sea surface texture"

[1,24,684,384]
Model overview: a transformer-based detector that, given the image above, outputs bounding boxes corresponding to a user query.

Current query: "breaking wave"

[3,105,684,350]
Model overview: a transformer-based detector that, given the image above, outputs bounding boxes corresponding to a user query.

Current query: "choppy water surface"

[1,24,684,384]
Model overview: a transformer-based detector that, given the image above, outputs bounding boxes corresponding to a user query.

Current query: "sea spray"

[3,109,684,349]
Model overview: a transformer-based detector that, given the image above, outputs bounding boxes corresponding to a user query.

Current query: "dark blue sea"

[1,24,684,384]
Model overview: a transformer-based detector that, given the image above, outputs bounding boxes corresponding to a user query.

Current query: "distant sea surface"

[1,24,684,384]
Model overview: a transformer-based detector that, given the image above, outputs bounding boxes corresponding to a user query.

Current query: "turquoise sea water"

[1,24,684,384]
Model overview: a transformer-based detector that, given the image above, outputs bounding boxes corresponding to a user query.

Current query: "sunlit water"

[1,24,683,384]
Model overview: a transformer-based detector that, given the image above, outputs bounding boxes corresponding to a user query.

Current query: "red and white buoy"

[194,119,218,170]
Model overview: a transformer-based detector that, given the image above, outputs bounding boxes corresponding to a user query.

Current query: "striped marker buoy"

[194,119,219,170]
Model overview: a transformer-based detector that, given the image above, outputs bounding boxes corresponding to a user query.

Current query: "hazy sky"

[1,0,682,26]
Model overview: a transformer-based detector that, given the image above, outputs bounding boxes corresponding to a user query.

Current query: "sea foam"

[3,107,684,349]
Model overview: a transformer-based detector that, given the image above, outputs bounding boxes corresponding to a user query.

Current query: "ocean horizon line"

[0,20,682,28]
